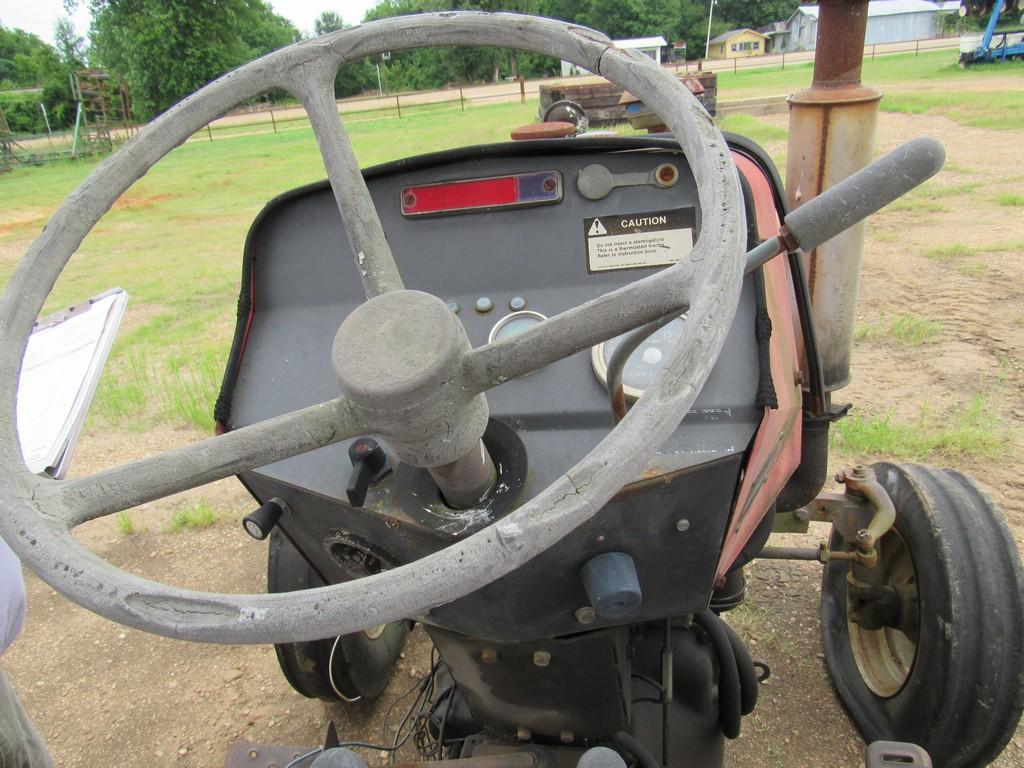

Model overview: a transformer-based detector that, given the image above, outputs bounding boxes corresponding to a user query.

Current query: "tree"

[314,10,346,36]
[55,17,85,68]
[0,24,76,131]
[713,0,799,30]
[83,0,299,119]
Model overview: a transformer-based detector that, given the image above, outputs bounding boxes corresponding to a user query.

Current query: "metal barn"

[780,0,942,52]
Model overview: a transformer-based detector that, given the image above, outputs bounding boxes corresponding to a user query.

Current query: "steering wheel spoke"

[297,75,403,298]
[50,397,363,528]
[462,261,695,392]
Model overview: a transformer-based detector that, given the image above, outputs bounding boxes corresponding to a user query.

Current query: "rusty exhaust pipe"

[786,0,882,392]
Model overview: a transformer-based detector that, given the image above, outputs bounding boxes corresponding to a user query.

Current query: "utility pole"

[705,0,717,58]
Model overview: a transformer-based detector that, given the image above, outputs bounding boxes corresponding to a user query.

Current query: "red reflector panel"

[401,171,562,217]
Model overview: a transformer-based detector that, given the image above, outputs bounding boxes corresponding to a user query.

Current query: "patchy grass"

[910,180,981,200]
[957,261,988,278]
[888,198,948,213]
[996,193,1024,207]
[167,501,217,532]
[831,396,1005,462]
[718,113,788,145]
[880,87,1024,131]
[713,49,1023,102]
[115,511,137,536]
[856,313,942,346]
[924,243,975,262]
[1,99,558,434]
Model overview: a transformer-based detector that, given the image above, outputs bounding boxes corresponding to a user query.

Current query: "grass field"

[0,48,1020,439]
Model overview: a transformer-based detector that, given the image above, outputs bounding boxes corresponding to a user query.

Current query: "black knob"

[242,498,286,540]
[346,438,390,507]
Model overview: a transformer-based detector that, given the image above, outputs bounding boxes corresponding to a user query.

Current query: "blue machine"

[960,0,1024,64]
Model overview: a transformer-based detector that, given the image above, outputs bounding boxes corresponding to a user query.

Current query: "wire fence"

[187,34,961,144]
[1,34,963,162]
[190,78,535,143]
[668,34,960,76]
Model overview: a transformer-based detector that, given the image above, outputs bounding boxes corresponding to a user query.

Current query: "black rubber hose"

[693,612,742,739]
[719,618,759,716]
[610,731,661,768]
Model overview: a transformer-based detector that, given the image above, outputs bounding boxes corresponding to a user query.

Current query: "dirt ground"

[3,108,1023,768]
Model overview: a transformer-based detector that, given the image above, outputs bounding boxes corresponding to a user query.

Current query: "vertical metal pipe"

[785,0,881,392]
[427,439,497,509]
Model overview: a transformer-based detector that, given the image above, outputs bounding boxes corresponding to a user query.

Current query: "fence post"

[395,95,402,118]
[206,124,213,142]
[734,57,738,73]
[459,87,465,111]
[781,51,785,71]
[872,44,876,60]
[519,75,526,103]
[269,109,278,134]
[915,39,920,56]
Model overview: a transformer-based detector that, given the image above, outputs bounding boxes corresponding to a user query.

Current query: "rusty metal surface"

[785,0,880,392]
[837,465,896,554]
[716,151,803,578]
[813,0,870,87]
[510,121,576,140]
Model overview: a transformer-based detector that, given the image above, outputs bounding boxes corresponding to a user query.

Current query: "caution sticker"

[584,208,696,273]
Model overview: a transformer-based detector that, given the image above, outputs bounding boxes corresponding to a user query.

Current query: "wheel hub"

[332,289,489,468]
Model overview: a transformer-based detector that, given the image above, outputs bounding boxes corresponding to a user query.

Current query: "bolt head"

[516,727,532,742]
[676,518,690,532]
[480,648,498,664]
[575,607,597,625]
[559,731,575,744]
[532,650,551,667]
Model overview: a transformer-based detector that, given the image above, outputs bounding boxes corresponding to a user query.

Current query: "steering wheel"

[0,12,744,644]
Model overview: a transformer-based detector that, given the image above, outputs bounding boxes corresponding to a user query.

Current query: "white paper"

[16,289,128,477]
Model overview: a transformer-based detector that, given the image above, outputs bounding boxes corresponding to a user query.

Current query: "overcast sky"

[2,0,381,45]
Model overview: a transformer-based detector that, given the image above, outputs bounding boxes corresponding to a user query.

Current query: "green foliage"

[832,396,1005,462]
[713,0,799,30]
[314,10,346,36]
[353,0,557,94]
[167,500,217,532]
[0,23,76,131]
[88,0,299,119]
[924,243,975,261]
[115,511,137,535]
[996,193,1024,206]
[856,313,942,346]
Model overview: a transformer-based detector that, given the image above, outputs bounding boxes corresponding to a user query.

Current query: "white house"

[779,0,942,52]
[560,36,667,77]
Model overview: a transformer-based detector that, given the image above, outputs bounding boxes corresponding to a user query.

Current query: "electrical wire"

[327,635,362,703]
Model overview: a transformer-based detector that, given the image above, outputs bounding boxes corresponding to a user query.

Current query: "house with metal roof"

[560,36,668,76]
[778,0,943,52]
[560,36,667,76]
[707,28,769,59]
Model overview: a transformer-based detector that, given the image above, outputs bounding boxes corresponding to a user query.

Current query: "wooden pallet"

[539,72,717,124]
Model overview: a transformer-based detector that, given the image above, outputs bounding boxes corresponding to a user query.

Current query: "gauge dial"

[488,310,548,343]
[591,317,687,399]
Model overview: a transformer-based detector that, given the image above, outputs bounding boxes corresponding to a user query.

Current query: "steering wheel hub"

[333,290,489,467]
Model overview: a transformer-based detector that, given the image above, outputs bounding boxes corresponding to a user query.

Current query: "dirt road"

[3,110,1022,768]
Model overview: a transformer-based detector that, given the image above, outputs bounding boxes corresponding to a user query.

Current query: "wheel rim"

[847,529,919,698]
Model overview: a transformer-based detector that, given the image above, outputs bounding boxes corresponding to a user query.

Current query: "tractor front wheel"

[268,529,409,702]
[821,462,1024,767]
